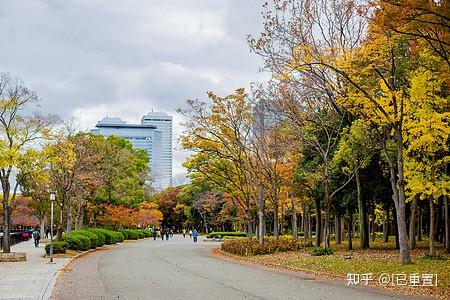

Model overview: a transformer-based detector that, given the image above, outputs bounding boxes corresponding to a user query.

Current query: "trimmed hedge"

[45,241,68,255]
[118,230,130,240]
[122,230,139,240]
[114,231,125,242]
[72,230,101,248]
[61,234,91,251]
[87,228,117,244]
[140,229,151,238]
[207,232,247,239]
[221,236,306,256]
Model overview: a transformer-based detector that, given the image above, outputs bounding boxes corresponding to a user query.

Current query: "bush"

[72,230,100,248]
[123,230,139,240]
[311,247,334,256]
[207,232,247,239]
[45,241,68,255]
[87,228,117,244]
[221,236,305,256]
[114,231,125,242]
[119,230,129,240]
[61,235,91,251]
[140,229,151,238]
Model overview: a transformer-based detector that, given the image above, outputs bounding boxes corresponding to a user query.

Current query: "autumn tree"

[0,73,56,252]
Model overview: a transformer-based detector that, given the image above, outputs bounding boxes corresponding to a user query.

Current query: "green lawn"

[234,238,449,299]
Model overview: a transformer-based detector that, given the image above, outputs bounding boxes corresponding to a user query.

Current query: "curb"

[40,244,118,300]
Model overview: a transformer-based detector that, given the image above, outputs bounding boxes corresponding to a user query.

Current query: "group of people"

[150,227,174,240]
[149,227,199,242]
[182,228,199,242]
[21,227,57,247]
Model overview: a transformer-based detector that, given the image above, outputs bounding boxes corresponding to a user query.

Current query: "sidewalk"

[0,240,70,300]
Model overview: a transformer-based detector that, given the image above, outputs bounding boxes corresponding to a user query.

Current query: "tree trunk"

[383,208,389,243]
[409,195,418,249]
[393,208,400,250]
[371,213,376,241]
[348,210,353,250]
[303,205,309,241]
[315,198,322,247]
[429,197,435,256]
[444,195,449,253]
[2,198,11,253]
[335,215,341,244]
[273,197,279,238]
[66,200,72,234]
[40,217,46,239]
[247,216,253,240]
[57,202,64,241]
[257,183,265,245]
[323,176,331,249]
[395,127,412,264]
[356,168,369,249]
[417,205,423,241]
[291,193,298,239]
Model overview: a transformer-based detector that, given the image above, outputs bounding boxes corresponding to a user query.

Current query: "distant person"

[45,227,50,239]
[169,229,174,238]
[160,228,165,240]
[165,229,170,240]
[22,231,30,241]
[152,228,157,240]
[189,229,192,238]
[182,229,186,238]
[192,229,199,243]
[32,228,40,247]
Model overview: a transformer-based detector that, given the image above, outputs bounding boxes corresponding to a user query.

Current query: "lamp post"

[49,192,56,263]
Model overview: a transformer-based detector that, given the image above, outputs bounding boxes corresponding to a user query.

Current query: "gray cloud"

[0,0,267,176]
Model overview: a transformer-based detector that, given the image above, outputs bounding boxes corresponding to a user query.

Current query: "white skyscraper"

[141,112,173,188]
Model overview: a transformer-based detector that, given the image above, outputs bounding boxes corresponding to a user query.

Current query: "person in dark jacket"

[32,228,40,247]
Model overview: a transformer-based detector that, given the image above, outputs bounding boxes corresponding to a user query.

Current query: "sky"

[0,0,267,181]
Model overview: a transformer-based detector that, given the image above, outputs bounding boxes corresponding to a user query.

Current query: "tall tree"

[0,74,55,252]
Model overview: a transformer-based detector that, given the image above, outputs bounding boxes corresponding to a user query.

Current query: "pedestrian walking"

[161,228,165,240]
[189,229,192,238]
[182,229,186,238]
[165,229,170,240]
[192,229,199,243]
[45,227,50,239]
[152,227,157,240]
[32,228,40,247]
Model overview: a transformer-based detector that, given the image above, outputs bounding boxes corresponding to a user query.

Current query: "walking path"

[52,235,417,300]
[0,239,69,300]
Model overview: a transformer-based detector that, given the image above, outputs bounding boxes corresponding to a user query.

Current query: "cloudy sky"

[0,0,267,180]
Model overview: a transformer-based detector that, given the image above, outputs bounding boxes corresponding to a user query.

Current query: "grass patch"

[230,238,449,299]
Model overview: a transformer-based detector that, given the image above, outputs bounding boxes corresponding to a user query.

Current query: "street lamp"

[49,192,56,263]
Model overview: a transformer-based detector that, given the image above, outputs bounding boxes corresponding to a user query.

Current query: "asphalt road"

[51,235,412,300]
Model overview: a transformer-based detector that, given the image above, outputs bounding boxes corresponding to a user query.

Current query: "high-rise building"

[91,117,164,190]
[141,112,173,188]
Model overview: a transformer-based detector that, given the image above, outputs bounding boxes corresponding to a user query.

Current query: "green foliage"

[114,231,125,242]
[207,232,247,238]
[221,237,306,256]
[140,229,151,238]
[118,230,130,240]
[86,228,117,244]
[45,241,68,255]
[61,235,91,251]
[311,247,334,256]
[72,230,101,248]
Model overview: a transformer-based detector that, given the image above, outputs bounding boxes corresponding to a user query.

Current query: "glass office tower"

[141,112,173,188]
[91,117,163,191]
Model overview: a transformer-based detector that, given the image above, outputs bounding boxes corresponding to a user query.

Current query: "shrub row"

[207,232,247,238]
[48,228,150,254]
[221,236,309,256]
[45,241,68,255]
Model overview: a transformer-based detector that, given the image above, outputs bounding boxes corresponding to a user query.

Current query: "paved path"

[0,239,69,300]
[51,235,417,300]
